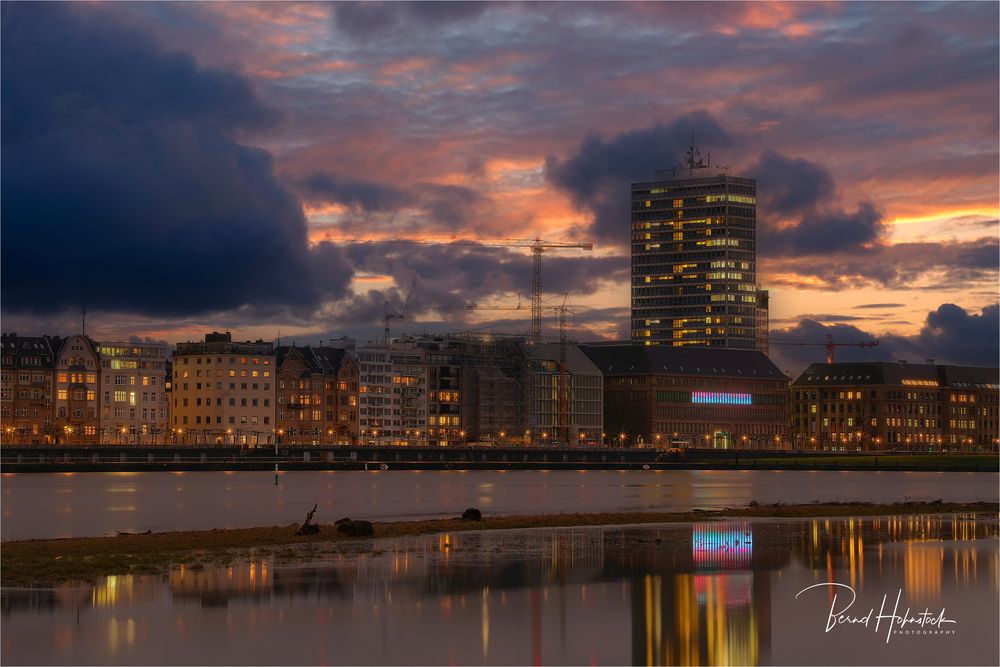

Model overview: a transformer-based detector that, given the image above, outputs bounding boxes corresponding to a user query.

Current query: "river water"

[2,514,996,665]
[2,470,997,540]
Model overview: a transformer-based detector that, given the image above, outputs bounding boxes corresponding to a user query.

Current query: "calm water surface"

[2,514,997,665]
[2,470,998,540]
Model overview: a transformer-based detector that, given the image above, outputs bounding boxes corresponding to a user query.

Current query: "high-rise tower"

[631,144,763,349]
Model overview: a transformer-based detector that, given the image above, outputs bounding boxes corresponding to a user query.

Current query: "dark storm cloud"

[0,3,353,317]
[332,1,493,40]
[545,111,734,244]
[763,237,999,291]
[299,173,411,212]
[753,150,834,217]
[749,150,886,256]
[298,173,486,229]
[770,303,999,376]
[343,242,627,305]
[766,203,885,256]
[547,120,885,255]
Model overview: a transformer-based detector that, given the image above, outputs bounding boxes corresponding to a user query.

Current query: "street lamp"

[578,431,586,446]
[618,432,626,448]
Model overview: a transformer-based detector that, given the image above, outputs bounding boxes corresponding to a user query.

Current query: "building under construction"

[354,331,602,446]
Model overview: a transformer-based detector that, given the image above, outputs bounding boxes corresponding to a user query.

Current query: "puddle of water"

[2,513,997,665]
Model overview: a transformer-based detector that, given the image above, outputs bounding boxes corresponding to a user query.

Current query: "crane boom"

[772,334,879,364]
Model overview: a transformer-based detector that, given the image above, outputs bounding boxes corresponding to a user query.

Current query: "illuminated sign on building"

[691,391,752,405]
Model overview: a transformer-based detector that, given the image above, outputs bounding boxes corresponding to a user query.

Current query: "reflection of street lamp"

[275,428,284,485]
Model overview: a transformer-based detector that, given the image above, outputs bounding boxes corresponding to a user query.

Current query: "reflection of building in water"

[904,543,944,603]
[792,514,997,597]
[628,522,777,667]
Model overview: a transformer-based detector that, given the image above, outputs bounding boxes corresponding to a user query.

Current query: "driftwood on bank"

[296,504,321,535]
[116,529,153,537]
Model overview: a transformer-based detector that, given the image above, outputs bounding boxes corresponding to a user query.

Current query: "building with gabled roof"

[581,344,789,448]
[275,345,359,445]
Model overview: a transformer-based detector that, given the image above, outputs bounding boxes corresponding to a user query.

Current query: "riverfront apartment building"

[171,332,275,445]
[52,334,102,443]
[98,341,169,444]
[581,344,789,448]
[630,147,767,351]
[275,345,359,445]
[357,341,429,446]
[790,361,1000,451]
[1,333,58,444]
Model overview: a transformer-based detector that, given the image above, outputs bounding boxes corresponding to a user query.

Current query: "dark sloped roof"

[1,333,58,369]
[579,344,787,379]
[275,345,349,375]
[313,347,349,374]
[792,362,999,389]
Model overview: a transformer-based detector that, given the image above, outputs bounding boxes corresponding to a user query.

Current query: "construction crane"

[771,333,879,364]
[341,237,594,345]
[383,275,417,347]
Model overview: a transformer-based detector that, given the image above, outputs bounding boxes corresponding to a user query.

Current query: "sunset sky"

[2,1,997,373]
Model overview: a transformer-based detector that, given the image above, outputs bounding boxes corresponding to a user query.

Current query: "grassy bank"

[2,501,996,587]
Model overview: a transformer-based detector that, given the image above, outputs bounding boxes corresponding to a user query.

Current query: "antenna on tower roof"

[683,134,708,171]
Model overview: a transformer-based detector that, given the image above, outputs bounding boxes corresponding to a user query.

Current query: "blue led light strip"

[691,391,752,405]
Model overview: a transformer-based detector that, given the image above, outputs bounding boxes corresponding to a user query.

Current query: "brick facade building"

[582,344,789,448]
[790,362,999,451]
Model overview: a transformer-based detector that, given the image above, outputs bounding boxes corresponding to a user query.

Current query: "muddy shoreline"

[2,501,996,587]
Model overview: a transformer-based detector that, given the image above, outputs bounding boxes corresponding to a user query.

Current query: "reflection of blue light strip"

[691,391,752,405]
[692,523,753,569]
